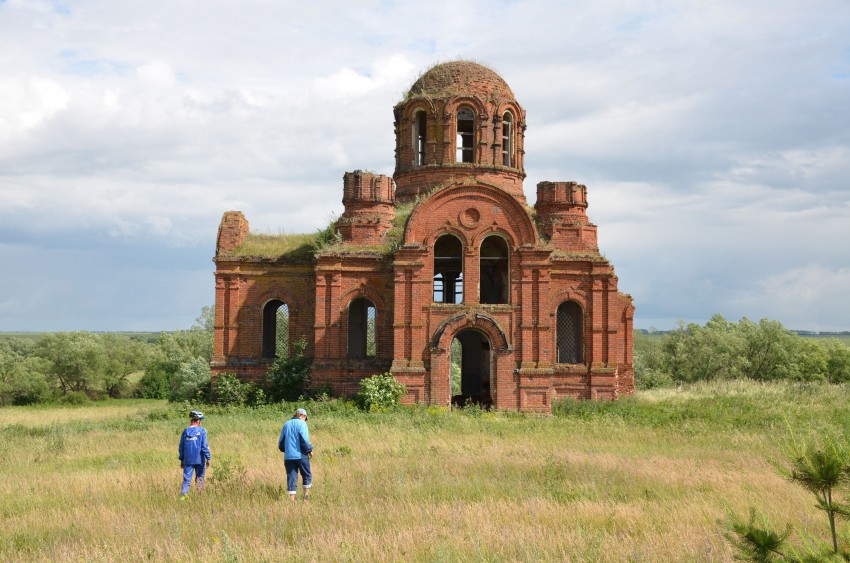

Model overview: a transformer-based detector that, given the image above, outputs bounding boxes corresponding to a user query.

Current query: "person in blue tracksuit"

[278,408,313,501]
[178,410,211,498]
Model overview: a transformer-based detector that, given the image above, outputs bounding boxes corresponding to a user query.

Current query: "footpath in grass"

[1,381,848,561]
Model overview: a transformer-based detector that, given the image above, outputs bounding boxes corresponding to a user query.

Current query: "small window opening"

[480,236,509,304]
[502,112,514,167]
[348,297,376,359]
[434,235,464,304]
[413,110,427,166]
[557,301,584,363]
[262,300,289,359]
[456,107,475,163]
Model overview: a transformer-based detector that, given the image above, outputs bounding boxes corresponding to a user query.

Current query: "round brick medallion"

[459,208,480,229]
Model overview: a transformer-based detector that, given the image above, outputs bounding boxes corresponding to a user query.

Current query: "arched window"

[348,297,376,359]
[456,107,475,163]
[413,110,427,166]
[262,300,289,358]
[557,301,583,363]
[433,235,463,304]
[502,112,514,167]
[480,236,509,304]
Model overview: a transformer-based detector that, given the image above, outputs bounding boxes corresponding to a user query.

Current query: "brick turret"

[535,181,598,252]
[337,171,395,245]
[215,211,249,255]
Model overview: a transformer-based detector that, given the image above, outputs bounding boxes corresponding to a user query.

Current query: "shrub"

[0,357,54,406]
[61,391,90,405]
[213,373,253,406]
[208,373,267,407]
[824,338,850,383]
[723,508,792,562]
[137,363,172,399]
[168,357,211,403]
[208,457,247,489]
[635,368,674,390]
[265,338,311,402]
[356,372,406,411]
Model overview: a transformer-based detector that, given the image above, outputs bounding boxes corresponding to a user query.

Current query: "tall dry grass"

[1,383,848,561]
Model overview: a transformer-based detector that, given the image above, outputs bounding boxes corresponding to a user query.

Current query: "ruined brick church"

[212,61,635,411]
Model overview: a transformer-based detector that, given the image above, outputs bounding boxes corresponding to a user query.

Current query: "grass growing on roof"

[222,232,320,261]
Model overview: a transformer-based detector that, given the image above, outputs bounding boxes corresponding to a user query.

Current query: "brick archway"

[430,311,510,352]
[427,312,513,407]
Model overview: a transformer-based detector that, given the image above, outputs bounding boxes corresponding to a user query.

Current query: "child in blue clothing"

[178,410,211,498]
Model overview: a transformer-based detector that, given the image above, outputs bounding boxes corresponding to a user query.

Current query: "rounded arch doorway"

[450,329,492,408]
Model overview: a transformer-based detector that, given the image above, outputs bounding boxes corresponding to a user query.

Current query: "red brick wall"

[211,61,635,410]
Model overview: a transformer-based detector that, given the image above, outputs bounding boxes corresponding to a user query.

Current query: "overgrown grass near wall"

[2,383,848,561]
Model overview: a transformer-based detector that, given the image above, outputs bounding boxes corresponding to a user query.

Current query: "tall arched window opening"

[451,330,492,407]
[433,235,463,304]
[557,301,583,363]
[348,298,376,359]
[456,107,475,163]
[413,110,427,166]
[480,236,509,304]
[502,112,514,167]
[262,300,289,359]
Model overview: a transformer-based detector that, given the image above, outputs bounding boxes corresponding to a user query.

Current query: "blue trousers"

[284,458,312,494]
[181,463,206,495]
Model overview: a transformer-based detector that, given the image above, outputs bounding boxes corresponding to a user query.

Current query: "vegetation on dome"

[401,59,513,102]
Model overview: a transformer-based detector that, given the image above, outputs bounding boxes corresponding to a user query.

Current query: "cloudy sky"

[1,0,848,332]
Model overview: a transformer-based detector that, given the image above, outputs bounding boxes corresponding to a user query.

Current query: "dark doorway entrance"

[450,329,492,407]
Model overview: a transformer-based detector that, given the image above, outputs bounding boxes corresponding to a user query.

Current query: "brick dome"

[408,61,515,100]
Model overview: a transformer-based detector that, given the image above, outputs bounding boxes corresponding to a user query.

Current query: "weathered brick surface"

[394,62,527,203]
[215,211,249,256]
[338,171,395,245]
[212,61,634,411]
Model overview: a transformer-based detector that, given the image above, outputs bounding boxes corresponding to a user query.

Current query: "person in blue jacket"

[278,408,313,501]
[178,410,211,498]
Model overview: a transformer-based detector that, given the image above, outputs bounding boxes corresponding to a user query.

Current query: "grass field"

[2,382,850,561]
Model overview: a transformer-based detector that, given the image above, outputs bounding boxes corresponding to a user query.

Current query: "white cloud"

[135,61,177,90]
[727,266,850,331]
[0,0,848,330]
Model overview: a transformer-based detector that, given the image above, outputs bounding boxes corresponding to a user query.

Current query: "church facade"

[212,61,635,411]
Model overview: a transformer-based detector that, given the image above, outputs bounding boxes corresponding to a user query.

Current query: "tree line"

[635,315,850,389]
[0,305,403,409]
[0,307,214,406]
[3,310,850,405]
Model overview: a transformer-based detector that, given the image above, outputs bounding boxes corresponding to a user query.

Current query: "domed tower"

[393,61,527,203]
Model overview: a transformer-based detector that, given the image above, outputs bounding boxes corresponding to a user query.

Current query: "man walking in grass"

[278,408,313,502]
[178,410,211,499]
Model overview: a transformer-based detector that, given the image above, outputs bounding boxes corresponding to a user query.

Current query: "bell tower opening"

[456,107,475,163]
[450,329,492,407]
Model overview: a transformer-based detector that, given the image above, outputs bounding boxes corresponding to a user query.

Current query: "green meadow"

[2,380,850,561]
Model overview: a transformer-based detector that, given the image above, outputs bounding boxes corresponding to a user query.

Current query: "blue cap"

[295,408,308,420]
